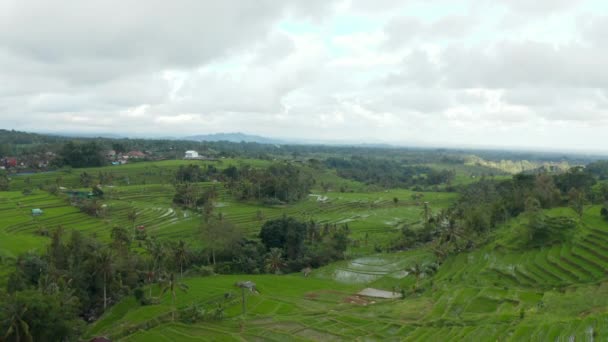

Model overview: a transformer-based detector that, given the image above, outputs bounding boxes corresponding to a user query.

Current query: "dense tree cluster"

[224,163,314,204]
[585,160,608,180]
[1,212,351,340]
[175,164,219,183]
[324,157,455,189]
[394,167,602,260]
[258,216,350,273]
[54,141,106,168]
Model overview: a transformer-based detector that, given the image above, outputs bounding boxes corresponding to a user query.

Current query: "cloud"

[441,41,608,88]
[384,15,476,49]
[1,0,608,151]
[492,0,584,15]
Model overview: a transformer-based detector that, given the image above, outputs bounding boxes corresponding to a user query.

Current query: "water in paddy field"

[333,269,383,283]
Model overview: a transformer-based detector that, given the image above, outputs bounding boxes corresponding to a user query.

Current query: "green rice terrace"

[2,156,608,341]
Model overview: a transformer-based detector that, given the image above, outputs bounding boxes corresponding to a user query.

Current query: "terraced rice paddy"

[4,161,608,340]
[84,203,608,341]
[0,161,455,284]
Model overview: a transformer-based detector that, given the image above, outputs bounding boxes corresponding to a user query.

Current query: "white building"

[184,150,199,159]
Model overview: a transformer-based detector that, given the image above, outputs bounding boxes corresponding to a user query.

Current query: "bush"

[187,265,215,277]
[179,304,206,324]
[134,288,145,304]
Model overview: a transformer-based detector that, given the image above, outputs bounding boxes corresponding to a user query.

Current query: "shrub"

[187,265,215,277]
[179,304,206,324]
[134,288,145,304]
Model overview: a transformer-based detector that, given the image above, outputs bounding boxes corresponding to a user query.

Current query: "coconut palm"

[145,238,165,297]
[160,272,189,321]
[95,249,113,310]
[408,263,427,291]
[264,248,286,274]
[3,296,32,342]
[174,240,189,278]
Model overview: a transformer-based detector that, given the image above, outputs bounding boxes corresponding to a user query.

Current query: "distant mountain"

[183,132,285,144]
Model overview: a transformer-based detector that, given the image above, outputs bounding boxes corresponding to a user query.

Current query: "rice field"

[84,204,608,341]
[0,161,456,283]
[3,161,608,340]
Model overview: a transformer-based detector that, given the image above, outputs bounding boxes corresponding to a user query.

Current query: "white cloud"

[1,0,608,151]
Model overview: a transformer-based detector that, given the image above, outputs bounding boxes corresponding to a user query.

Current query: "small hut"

[31,208,43,216]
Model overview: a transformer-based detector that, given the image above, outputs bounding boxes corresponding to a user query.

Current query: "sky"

[1,0,608,151]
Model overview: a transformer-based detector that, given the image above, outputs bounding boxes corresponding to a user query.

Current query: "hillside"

[1,151,608,341]
[81,206,608,341]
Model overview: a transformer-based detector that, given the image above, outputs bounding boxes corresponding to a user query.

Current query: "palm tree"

[95,249,113,310]
[264,248,286,274]
[145,238,165,297]
[408,263,427,291]
[3,296,32,342]
[111,226,131,254]
[160,272,189,321]
[127,206,138,237]
[421,202,432,223]
[174,240,189,278]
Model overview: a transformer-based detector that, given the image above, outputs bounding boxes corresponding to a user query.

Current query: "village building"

[126,151,145,159]
[184,150,199,159]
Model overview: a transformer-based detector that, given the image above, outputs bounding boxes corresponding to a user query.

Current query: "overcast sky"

[1,0,608,151]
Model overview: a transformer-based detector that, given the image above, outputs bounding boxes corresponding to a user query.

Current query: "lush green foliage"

[54,141,107,168]
[325,156,455,188]
[2,135,608,341]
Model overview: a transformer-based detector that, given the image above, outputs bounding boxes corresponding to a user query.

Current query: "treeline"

[394,167,603,261]
[223,164,314,203]
[1,213,349,341]
[173,163,314,205]
[53,141,107,168]
[2,128,605,171]
[325,156,455,189]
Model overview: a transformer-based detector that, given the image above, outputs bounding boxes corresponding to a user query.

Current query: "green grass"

[4,161,608,340]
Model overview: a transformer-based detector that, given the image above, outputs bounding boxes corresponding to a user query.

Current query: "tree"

[174,240,189,278]
[568,188,585,219]
[127,207,138,235]
[79,172,93,187]
[533,173,561,208]
[92,185,104,198]
[259,216,307,260]
[1,295,32,342]
[554,166,596,194]
[160,272,189,321]
[173,183,199,209]
[0,170,9,191]
[1,290,81,342]
[202,196,215,222]
[95,249,114,310]
[524,196,549,245]
[55,141,106,168]
[264,248,286,274]
[201,214,242,265]
[601,203,608,222]
[421,202,432,224]
[145,238,166,296]
[408,263,427,291]
[111,226,132,255]
[111,142,126,154]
